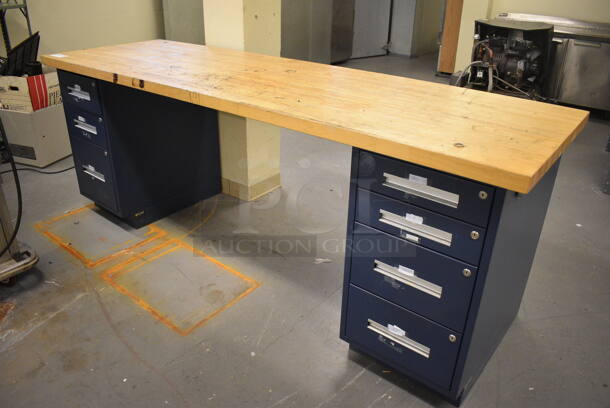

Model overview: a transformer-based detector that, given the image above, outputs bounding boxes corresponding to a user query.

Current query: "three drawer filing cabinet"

[340,149,559,405]
[57,70,221,228]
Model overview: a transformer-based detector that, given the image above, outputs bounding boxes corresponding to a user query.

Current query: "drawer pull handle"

[67,85,91,101]
[373,260,443,299]
[379,209,452,247]
[382,172,459,208]
[367,319,430,358]
[82,165,105,182]
[73,119,98,135]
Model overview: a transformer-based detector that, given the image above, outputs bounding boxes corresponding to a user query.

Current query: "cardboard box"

[0,103,72,168]
[0,72,62,112]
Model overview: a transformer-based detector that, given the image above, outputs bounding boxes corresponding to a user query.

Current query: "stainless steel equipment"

[281,0,355,64]
[497,13,610,111]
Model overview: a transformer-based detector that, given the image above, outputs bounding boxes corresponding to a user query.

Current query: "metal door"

[351,0,392,58]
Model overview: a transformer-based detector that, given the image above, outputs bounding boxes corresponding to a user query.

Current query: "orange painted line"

[181,282,260,336]
[100,239,178,280]
[35,204,168,268]
[34,204,95,227]
[175,196,219,240]
[101,237,261,336]
[101,275,185,334]
[178,240,260,286]
[104,243,180,281]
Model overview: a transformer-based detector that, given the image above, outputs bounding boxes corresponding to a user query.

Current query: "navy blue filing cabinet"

[57,70,221,228]
[340,149,558,405]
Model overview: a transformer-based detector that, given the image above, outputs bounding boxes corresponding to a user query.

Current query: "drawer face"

[358,151,494,227]
[350,223,477,331]
[70,138,118,212]
[64,105,108,149]
[345,285,461,389]
[58,70,102,115]
[355,189,485,265]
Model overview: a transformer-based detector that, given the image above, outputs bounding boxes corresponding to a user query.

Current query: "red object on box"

[26,74,49,111]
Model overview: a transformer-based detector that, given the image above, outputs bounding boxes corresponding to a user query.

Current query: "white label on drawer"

[405,213,423,224]
[402,232,420,243]
[397,265,415,277]
[387,324,406,337]
[50,53,67,58]
[408,174,427,185]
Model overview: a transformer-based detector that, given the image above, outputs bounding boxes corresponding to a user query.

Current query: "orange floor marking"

[101,238,260,336]
[37,202,261,336]
[35,205,166,268]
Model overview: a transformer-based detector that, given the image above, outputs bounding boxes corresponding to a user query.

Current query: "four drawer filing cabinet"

[57,70,221,228]
[340,149,559,405]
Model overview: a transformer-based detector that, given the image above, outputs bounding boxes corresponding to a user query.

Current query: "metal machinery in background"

[0,117,38,283]
[0,0,32,53]
[460,19,553,98]
[497,13,610,112]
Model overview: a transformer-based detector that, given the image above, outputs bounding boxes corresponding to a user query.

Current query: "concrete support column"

[203,0,282,201]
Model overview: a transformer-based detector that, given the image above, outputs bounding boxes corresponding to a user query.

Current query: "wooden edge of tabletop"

[41,46,590,194]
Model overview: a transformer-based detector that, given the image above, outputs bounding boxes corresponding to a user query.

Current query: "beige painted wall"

[455,0,610,72]
[162,0,205,44]
[454,0,492,72]
[203,0,245,50]
[2,0,164,57]
[203,0,281,199]
[244,0,282,55]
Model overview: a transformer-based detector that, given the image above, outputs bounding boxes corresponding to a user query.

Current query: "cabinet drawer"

[71,138,118,212]
[358,151,493,227]
[58,70,102,115]
[355,189,485,265]
[350,223,477,331]
[344,285,461,389]
[64,105,108,149]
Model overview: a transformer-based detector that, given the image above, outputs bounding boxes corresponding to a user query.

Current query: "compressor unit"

[458,19,553,99]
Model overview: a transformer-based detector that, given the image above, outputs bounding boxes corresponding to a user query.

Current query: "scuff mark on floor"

[0,293,88,353]
[266,391,298,408]
[256,307,275,347]
[0,302,15,325]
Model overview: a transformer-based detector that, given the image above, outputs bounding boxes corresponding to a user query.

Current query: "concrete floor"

[0,52,609,408]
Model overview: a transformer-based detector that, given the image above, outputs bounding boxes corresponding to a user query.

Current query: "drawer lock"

[470,231,480,240]
[448,334,457,343]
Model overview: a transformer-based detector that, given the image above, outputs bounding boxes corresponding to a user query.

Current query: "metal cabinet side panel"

[556,39,610,111]
[452,160,559,399]
[340,147,361,338]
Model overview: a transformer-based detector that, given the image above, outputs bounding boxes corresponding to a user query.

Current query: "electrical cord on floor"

[0,165,75,176]
[0,118,23,260]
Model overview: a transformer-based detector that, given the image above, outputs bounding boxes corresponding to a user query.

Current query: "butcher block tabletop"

[42,40,589,193]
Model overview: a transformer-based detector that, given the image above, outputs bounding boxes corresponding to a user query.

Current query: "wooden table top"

[42,40,588,193]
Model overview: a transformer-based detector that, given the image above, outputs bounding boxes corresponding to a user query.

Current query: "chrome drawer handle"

[367,319,430,358]
[382,172,459,209]
[82,165,105,182]
[379,209,453,247]
[374,260,443,299]
[73,119,98,135]
[67,85,91,101]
